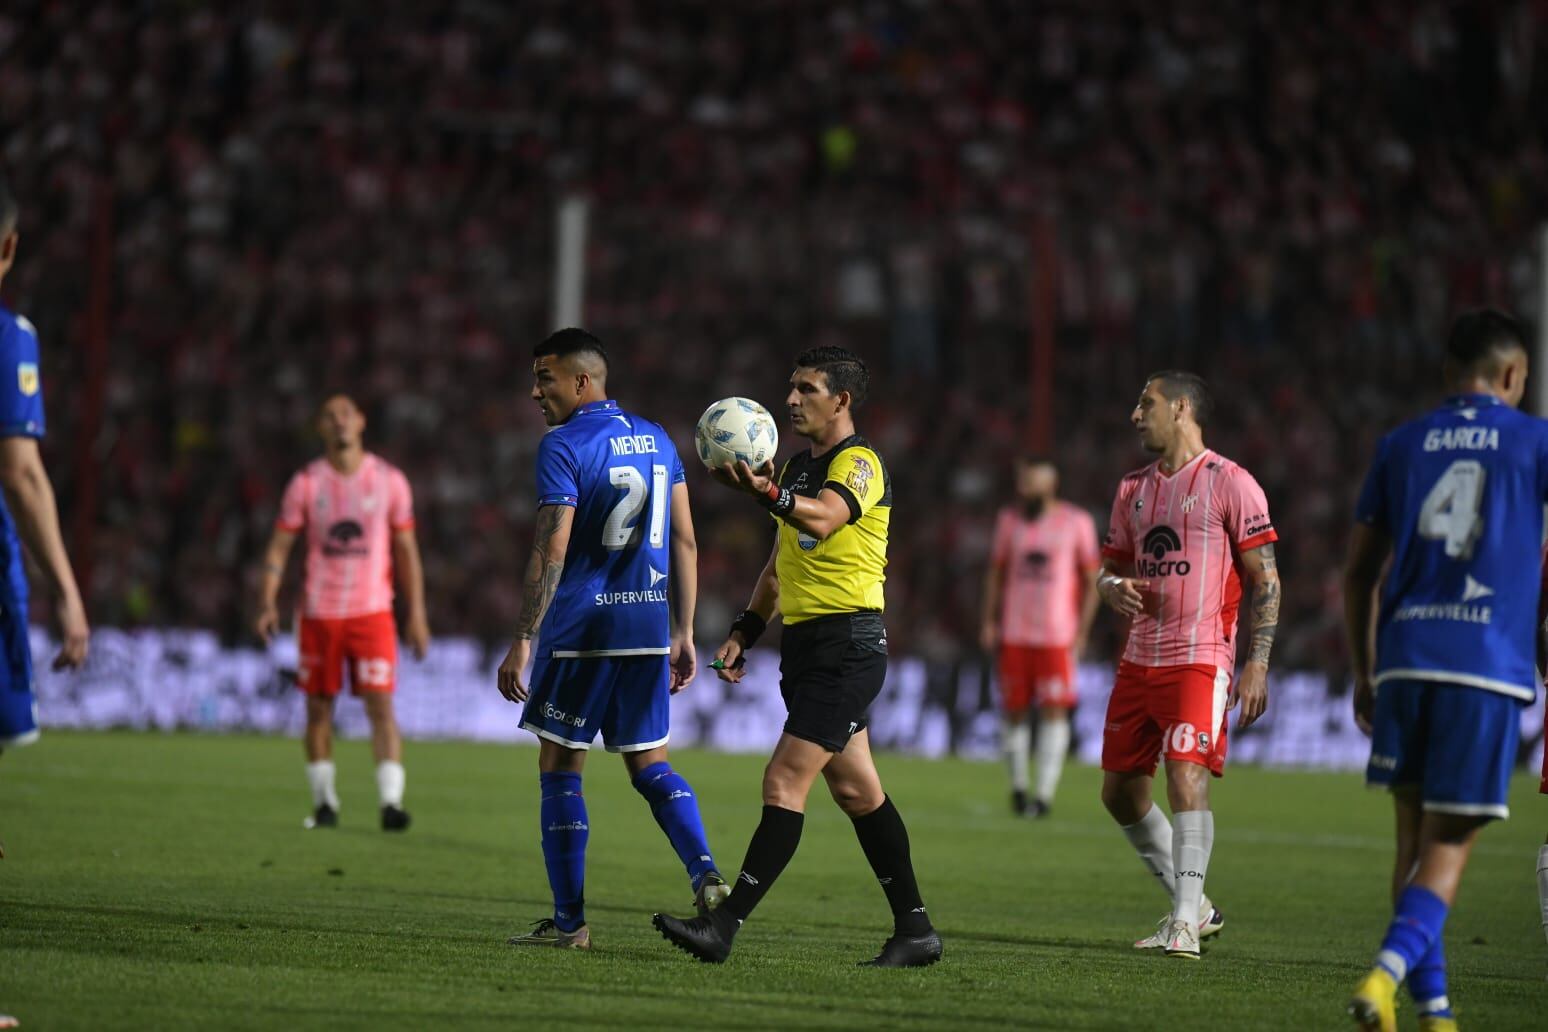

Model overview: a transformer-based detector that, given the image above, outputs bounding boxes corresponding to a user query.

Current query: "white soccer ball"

[694,397,779,470]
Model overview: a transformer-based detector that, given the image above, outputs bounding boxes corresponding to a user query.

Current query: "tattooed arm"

[1231,542,1280,728]
[497,504,575,703]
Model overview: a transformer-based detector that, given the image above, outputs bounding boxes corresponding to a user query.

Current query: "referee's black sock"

[720,804,804,926]
[852,795,933,936]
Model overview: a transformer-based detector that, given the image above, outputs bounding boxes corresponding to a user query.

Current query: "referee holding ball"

[653,346,942,967]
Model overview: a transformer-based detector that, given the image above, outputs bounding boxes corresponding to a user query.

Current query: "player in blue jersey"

[1538,558,1548,964]
[0,173,91,776]
[496,328,726,949]
[1343,310,1548,1032]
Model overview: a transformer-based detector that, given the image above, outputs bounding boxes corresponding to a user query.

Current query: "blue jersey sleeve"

[0,316,45,439]
[1538,423,1548,504]
[1354,436,1389,531]
[670,440,686,485]
[535,432,580,507]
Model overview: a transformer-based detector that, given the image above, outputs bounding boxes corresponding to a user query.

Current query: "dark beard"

[1021,497,1048,519]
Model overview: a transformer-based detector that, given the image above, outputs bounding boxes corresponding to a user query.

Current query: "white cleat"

[1134,900,1223,949]
[693,871,731,917]
[1134,914,1172,949]
[1163,919,1200,960]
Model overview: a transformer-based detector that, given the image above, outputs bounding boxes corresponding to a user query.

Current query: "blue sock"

[631,761,717,890]
[539,771,588,932]
[1375,885,1449,984]
[1407,938,1452,1018]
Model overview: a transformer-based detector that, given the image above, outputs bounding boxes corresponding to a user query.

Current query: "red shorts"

[998,645,1077,712]
[1101,660,1231,777]
[298,611,398,697]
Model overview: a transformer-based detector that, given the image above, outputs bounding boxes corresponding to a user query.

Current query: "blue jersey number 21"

[603,464,668,551]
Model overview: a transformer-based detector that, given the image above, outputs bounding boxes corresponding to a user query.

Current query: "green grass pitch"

[1,731,1543,1030]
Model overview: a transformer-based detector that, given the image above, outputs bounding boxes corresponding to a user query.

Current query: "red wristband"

[764,481,780,502]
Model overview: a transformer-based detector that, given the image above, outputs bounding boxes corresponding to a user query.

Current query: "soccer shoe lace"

[507,918,591,950]
[1346,968,1398,1032]
[1134,914,1172,949]
[693,871,731,917]
[1163,919,1200,959]
[1135,900,1223,949]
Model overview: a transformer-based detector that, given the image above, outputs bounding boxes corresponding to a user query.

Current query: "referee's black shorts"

[778,611,887,753]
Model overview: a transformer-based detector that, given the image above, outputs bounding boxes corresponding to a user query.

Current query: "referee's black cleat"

[380,805,411,832]
[861,929,943,968]
[652,909,735,964]
[303,803,338,829]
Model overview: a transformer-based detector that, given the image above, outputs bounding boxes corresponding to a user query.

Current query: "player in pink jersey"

[980,456,1099,817]
[256,394,430,832]
[1095,371,1280,959]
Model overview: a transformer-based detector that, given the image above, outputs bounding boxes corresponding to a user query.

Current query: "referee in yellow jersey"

[653,346,941,967]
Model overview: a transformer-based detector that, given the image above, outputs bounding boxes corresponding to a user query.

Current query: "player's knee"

[827,778,882,818]
[1100,777,1144,822]
[761,762,806,809]
[1099,784,1127,820]
[539,740,586,774]
[1164,767,1210,811]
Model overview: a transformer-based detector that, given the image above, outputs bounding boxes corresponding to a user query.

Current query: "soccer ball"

[694,397,779,470]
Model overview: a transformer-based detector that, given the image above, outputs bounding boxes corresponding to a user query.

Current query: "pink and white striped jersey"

[276,453,415,620]
[990,501,1100,647]
[1102,449,1277,669]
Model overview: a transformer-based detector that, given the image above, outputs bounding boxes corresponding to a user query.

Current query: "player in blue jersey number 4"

[497,329,727,949]
[1343,310,1548,1032]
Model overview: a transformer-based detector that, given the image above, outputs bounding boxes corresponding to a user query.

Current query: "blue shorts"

[520,654,670,753]
[1366,679,1522,819]
[0,616,38,748]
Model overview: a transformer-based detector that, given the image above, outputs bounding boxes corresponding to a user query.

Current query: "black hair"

[1446,309,1527,373]
[535,327,609,371]
[315,392,363,417]
[0,171,16,234]
[1146,370,1213,428]
[794,346,869,407]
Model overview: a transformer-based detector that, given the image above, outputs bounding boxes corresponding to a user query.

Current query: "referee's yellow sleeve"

[825,446,885,517]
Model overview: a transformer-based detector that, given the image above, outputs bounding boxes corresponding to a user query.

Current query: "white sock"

[1003,720,1031,793]
[1034,716,1070,804]
[306,760,339,810]
[1120,803,1176,905]
[1537,844,1548,946]
[1172,810,1215,929]
[376,760,406,808]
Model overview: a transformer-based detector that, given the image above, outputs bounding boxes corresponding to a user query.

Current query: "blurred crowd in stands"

[3,1,1546,682]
